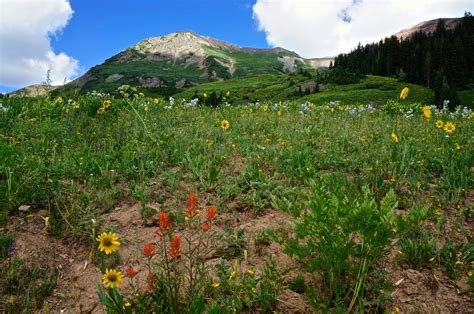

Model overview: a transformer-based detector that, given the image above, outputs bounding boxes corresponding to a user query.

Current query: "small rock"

[144,217,156,227]
[455,280,470,293]
[19,205,31,212]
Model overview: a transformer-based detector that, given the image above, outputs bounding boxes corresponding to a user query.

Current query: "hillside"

[8,84,57,97]
[57,31,320,95]
[174,74,433,105]
[394,17,460,39]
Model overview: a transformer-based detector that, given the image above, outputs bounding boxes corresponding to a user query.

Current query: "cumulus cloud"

[0,0,78,88]
[253,0,473,58]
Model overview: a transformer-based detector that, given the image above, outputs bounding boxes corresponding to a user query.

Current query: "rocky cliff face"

[394,18,459,40]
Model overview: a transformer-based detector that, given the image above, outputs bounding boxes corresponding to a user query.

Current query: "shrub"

[284,178,396,311]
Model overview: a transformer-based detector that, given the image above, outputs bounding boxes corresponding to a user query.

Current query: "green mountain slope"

[173,74,433,105]
[57,31,323,95]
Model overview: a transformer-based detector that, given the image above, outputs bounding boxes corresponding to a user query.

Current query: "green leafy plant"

[284,178,396,311]
[215,228,247,260]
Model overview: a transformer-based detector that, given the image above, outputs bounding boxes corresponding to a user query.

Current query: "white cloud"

[253,0,473,58]
[0,0,78,88]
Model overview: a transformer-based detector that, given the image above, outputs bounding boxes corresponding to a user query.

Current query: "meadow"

[0,88,473,312]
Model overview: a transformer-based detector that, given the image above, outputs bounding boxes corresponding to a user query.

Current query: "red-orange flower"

[145,272,157,293]
[206,207,217,221]
[169,234,181,259]
[185,192,198,216]
[142,243,155,257]
[157,211,172,235]
[201,223,210,231]
[126,266,138,278]
[147,271,157,283]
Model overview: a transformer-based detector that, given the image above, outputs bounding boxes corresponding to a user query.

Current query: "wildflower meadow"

[0,87,473,312]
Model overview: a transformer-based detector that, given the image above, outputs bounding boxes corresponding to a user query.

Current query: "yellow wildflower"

[391,132,399,143]
[468,271,473,277]
[102,269,124,288]
[399,87,409,100]
[422,106,432,119]
[226,91,230,97]
[153,98,160,104]
[220,120,230,130]
[443,122,455,133]
[125,302,131,307]
[103,100,112,108]
[435,120,444,128]
[229,271,237,279]
[203,93,208,98]
[96,231,120,255]
[262,104,269,111]
[211,282,220,288]
[56,97,64,104]
[97,107,105,114]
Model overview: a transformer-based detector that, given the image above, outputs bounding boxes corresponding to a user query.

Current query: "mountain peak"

[394,17,460,39]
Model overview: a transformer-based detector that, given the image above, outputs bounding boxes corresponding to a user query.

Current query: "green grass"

[174,73,307,102]
[0,94,472,311]
[299,75,434,105]
[174,74,434,105]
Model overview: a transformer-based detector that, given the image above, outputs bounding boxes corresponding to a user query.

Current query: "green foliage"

[398,232,438,269]
[284,178,396,311]
[289,274,306,294]
[0,233,13,261]
[215,229,247,260]
[210,258,284,313]
[1,258,57,312]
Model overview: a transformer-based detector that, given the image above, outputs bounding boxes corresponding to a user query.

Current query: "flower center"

[103,239,112,247]
[108,274,117,282]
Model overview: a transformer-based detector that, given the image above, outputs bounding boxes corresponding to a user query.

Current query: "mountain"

[58,31,331,95]
[394,17,460,39]
[8,84,57,97]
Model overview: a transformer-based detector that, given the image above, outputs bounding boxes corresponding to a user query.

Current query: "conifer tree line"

[333,13,474,107]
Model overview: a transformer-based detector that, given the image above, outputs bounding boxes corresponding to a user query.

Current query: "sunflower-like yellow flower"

[56,97,64,104]
[443,121,455,133]
[391,132,399,143]
[422,106,432,119]
[220,119,230,130]
[435,120,444,128]
[72,102,80,109]
[97,107,105,114]
[96,231,120,254]
[153,98,160,104]
[211,282,220,288]
[103,100,112,108]
[102,269,124,288]
[399,87,409,100]
[262,104,269,112]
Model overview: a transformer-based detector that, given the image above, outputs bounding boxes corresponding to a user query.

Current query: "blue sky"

[1,0,472,92]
